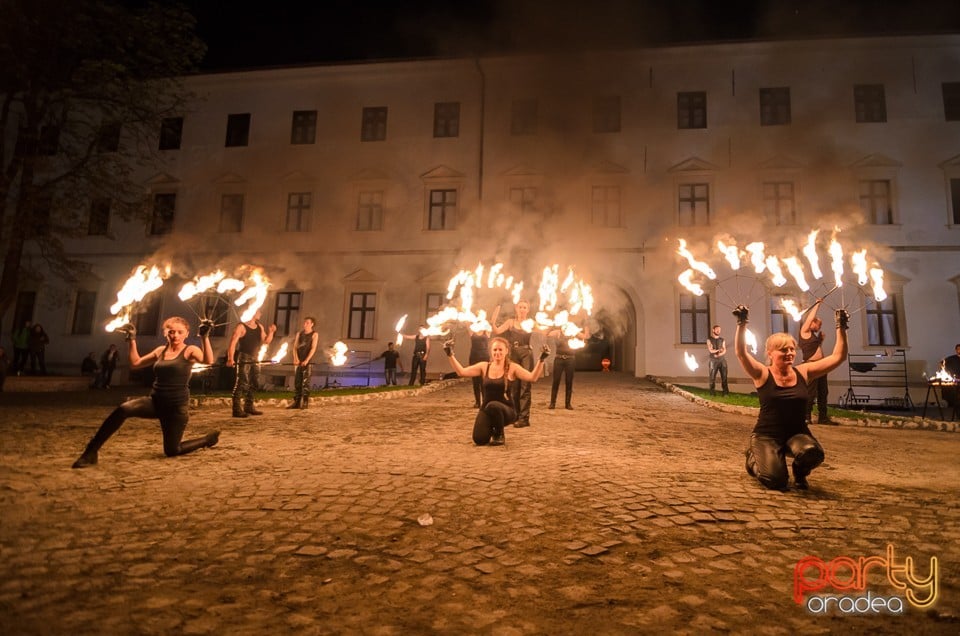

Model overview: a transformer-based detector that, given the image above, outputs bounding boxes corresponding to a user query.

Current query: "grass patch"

[193,384,417,399]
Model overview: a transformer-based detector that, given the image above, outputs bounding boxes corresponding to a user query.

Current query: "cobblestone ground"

[1,373,958,635]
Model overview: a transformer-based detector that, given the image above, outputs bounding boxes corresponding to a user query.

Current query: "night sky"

[187,0,960,71]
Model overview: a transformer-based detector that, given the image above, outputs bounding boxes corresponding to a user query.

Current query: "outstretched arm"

[512,346,549,383]
[733,307,765,382]
[800,299,822,340]
[444,341,483,377]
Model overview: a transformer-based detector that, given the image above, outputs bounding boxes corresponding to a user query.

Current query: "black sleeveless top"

[481,363,511,407]
[413,334,427,354]
[508,325,531,347]
[152,346,193,407]
[237,321,263,356]
[753,368,810,442]
[469,333,490,363]
[296,331,315,361]
[555,336,576,357]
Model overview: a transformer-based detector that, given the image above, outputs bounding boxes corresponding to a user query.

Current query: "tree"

[0,0,205,333]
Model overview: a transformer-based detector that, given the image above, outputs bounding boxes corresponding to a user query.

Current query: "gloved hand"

[539,345,550,362]
[198,319,214,338]
[443,339,455,357]
[835,309,850,330]
[732,305,749,325]
[116,323,136,341]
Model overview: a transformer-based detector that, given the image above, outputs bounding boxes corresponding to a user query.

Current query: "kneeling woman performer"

[72,316,220,468]
[733,304,848,490]
[445,336,548,446]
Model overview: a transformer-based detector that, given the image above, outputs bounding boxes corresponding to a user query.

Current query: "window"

[134,294,162,337]
[225,113,251,147]
[433,102,460,138]
[866,295,900,346]
[593,96,621,133]
[361,107,387,142]
[159,117,183,150]
[944,82,960,121]
[509,186,538,214]
[680,292,710,344]
[291,110,317,144]
[591,186,621,227]
[428,189,457,230]
[357,190,383,231]
[763,181,795,225]
[348,292,376,339]
[274,291,302,337]
[286,192,311,232]
[854,84,886,123]
[219,194,244,233]
[770,297,790,335]
[759,87,791,126]
[678,183,710,226]
[88,199,110,236]
[201,296,228,338]
[425,293,444,318]
[96,122,121,152]
[38,125,60,155]
[511,99,537,135]
[71,291,97,335]
[859,179,893,224]
[678,92,707,129]
[150,193,176,235]
[950,178,960,225]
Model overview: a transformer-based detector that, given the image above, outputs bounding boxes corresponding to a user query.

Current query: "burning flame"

[780,298,803,322]
[828,234,844,288]
[802,230,823,280]
[395,314,407,346]
[716,239,741,270]
[270,341,289,364]
[934,366,957,382]
[257,344,268,362]
[677,269,704,296]
[765,256,787,287]
[105,264,170,332]
[677,239,716,279]
[869,268,887,302]
[330,341,348,366]
[744,328,758,355]
[745,242,767,274]
[782,257,809,292]
[178,270,227,301]
[683,351,699,371]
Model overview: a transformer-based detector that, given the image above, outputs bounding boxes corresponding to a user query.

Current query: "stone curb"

[647,375,959,434]
[187,377,466,408]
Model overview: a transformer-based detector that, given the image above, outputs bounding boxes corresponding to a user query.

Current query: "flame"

[683,351,699,371]
[745,242,767,274]
[395,314,407,346]
[567,337,586,350]
[934,366,957,382]
[744,328,758,355]
[677,239,716,279]
[765,256,787,287]
[178,270,227,301]
[869,267,887,302]
[828,234,844,287]
[235,268,271,322]
[850,249,869,286]
[677,269,704,296]
[781,257,809,292]
[270,341,289,364]
[257,344,268,362]
[780,298,803,322]
[716,239,741,270]
[105,264,170,331]
[538,264,560,312]
[330,341,348,366]
[802,230,823,280]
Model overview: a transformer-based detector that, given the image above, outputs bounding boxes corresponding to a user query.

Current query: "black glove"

[198,319,214,338]
[116,323,136,341]
[835,309,850,330]
[443,339,455,357]
[732,305,749,325]
[539,345,550,362]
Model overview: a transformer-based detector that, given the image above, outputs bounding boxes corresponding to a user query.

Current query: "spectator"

[95,344,120,389]
[11,320,30,375]
[28,324,49,375]
[81,352,99,377]
[376,342,403,386]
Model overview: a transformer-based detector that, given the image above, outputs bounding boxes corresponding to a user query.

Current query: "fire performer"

[546,325,589,410]
[401,326,430,386]
[706,324,729,396]
[288,317,319,409]
[375,342,403,386]
[799,299,834,425]
[72,317,220,468]
[444,337,549,446]
[733,304,848,490]
[492,300,535,428]
[468,328,491,407]
[226,309,276,418]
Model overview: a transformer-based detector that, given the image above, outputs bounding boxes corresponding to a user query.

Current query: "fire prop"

[413,261,594,349]
[105,265,171,332]
[330,341,348,366]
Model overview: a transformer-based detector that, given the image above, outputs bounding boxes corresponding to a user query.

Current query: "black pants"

[550,355,575,406]
[81,396,207,458]
[511,347,534,425]
[28,349,47,375]
[745,432,824,490]
[409,352,426,385]
[233,354,260,406]
[293,363,312,402]
[473,401,517,445]
[806,375,829,420]
[709,358,729,394]
[469,353,489,405]
[12,347,28,373]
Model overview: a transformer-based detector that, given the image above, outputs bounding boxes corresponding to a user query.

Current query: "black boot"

[244,401,263,416]
[490,425,505,446]
[72,449,98,468]
[176,431,220,455]
[286,398,301,410]
[232,397,248,418]
[300,396,309,409]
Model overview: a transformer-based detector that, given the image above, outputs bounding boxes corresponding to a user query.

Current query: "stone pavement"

[1,373,958,635]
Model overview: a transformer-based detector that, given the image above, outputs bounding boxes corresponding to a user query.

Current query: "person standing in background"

[706,324,729,396]
[288,317,319,409]
[799,299,834,425]
[468,328,491,407]
[226,309,276,418]
[376,342,403,386]
[28,324,49,375]
[11,320,30,375]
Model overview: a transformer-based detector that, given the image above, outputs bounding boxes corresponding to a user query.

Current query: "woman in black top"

[72,316,218,468]
[733,305,848,490]
[467,329,490,407]
[445,336,548,446]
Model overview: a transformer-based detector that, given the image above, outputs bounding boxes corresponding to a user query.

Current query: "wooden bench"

[839,349,915,411]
